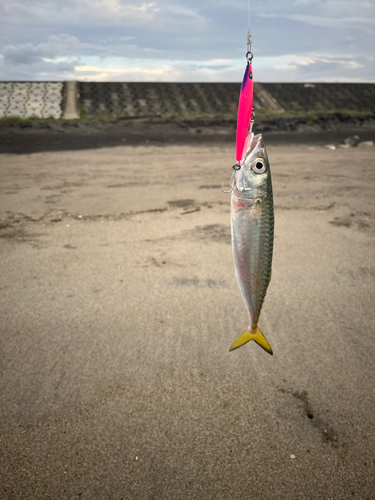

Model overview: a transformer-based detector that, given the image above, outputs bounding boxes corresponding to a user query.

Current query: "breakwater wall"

[1,81,374,120]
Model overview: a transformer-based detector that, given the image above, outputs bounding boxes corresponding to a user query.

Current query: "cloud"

[0,55,78,81]
[0,32,243,82]
[1,0,207,34]
[259,13,375,30]
[0,35,83,80]
[71,58,243,83]
[2,1,159,26]
[3,35,85,64]
[256,53,375,82]
[0,0,374,82]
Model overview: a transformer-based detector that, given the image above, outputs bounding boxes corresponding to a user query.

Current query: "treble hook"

[222,163,241,193]
[222,171,235,193]
[222,182,234,193]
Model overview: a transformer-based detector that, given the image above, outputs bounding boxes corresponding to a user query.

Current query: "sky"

[0,0,374,82]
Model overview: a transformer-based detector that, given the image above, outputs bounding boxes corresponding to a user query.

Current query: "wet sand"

[0,143,374,499]
[1,116,375,155]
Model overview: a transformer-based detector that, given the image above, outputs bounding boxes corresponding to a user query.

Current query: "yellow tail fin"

[229,326,273,355]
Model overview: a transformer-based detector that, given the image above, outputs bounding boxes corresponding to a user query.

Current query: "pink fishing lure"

[236,62,253,162]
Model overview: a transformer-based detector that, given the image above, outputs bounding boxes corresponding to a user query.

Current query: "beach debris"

[181,207,201,215]
[343,135,360,147]
[358,140,374,148]
[290,455,296,459]
[329,216,352,227]
[324,144,336,150]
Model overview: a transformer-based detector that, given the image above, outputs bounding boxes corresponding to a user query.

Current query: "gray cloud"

[0,0,374,81]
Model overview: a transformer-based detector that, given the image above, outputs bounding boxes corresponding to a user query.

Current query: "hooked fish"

[230,132,274,354]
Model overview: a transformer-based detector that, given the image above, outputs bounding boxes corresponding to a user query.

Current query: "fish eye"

[252,158,267,174]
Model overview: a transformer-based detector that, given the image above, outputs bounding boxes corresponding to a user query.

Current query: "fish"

[230,132,274,354]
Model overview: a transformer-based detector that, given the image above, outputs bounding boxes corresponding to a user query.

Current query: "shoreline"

[1,111,375,154]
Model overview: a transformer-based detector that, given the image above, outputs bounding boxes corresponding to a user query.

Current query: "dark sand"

[1,115,375,154]
[0,139,374,499]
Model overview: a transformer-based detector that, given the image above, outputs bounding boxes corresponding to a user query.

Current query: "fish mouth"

[241,133,264,163]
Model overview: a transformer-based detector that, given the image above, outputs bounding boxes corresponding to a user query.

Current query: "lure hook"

[222,182,234,193]
[222,163,242,193]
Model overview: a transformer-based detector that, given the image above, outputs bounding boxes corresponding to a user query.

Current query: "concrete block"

[25,112,41,119]
[7,104,25,111]
[44,103,61,110]
[25,104,43,111]
[6,109,25,118]
[25,101,43,107]
[46,96,62,103]
[63,81,79,119]
[12,96,28,103]
[13,90,28,96]
[42,111,61,119]
[0,89,12,97]
[13,83,30,91]
[25,110,43,118]
[0,83,13,90]
[29,89,45,97]
[46,84,63,93]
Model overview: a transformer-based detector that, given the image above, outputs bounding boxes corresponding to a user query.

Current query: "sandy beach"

[0,141,374,499]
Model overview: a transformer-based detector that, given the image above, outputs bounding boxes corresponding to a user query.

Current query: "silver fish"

[229,132,274,354]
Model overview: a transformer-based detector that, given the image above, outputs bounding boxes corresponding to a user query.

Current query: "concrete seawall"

[1,81,375,120]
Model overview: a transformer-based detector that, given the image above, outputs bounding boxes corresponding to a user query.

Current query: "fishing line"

[246,0,253,62]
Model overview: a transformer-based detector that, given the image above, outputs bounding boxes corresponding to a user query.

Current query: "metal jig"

[223,29,255,194]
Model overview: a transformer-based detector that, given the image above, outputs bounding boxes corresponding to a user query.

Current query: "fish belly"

[231,191,274,329]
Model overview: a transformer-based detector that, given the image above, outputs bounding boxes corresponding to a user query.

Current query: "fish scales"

[231,182,274,326]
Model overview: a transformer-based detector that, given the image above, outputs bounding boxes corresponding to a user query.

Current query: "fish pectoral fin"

[229,326,273,355]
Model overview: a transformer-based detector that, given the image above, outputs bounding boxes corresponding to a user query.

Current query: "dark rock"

[344,135,360,147]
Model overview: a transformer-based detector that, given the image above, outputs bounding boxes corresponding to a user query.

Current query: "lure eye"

[252,159,267,174]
